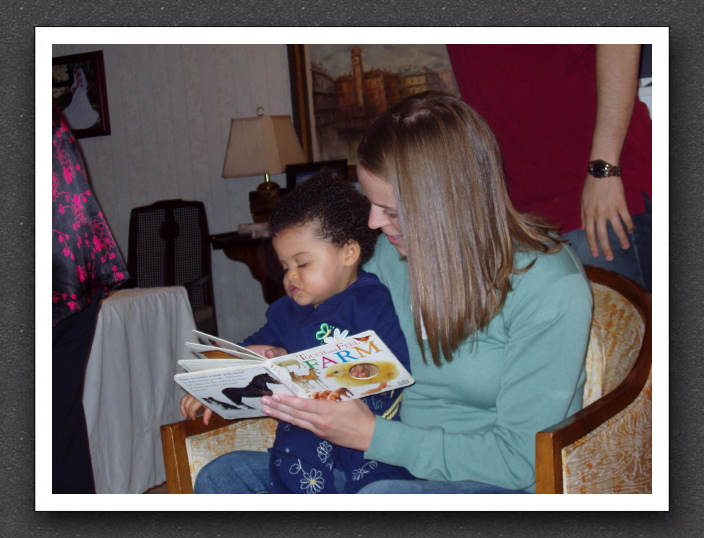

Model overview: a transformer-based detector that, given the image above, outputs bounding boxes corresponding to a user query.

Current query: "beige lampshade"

[222,115,306,178]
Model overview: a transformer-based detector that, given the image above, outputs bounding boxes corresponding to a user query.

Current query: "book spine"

[267,362,305,397]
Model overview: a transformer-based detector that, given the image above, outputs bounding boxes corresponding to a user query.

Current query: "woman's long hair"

[358,91,561,366]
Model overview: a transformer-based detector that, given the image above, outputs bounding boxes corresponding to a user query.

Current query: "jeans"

[561,193,652,294]
[193,451,530,494]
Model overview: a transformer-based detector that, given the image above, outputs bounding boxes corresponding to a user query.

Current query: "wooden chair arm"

[160,414,244,494]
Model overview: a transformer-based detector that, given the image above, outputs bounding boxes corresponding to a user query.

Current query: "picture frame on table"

[287,44,459,177]
[52,50,111,139]
[285,159,349,191]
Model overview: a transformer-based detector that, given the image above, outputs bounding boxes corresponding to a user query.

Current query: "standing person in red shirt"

[447,44,651,293]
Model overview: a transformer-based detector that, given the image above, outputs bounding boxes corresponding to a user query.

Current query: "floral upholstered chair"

[535,266,652,494]
[161,266,652,494]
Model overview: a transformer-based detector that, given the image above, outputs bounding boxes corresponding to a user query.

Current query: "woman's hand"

[180,393,213,425]
[261,393,376,451]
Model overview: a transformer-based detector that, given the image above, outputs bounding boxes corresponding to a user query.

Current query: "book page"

[185,342,267,362]
[174,365,293,420]
[178,357,262,373]
[269,330,414,401]
[191,330,264,359]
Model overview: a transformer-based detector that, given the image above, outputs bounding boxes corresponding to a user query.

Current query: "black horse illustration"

[207,373,281,410]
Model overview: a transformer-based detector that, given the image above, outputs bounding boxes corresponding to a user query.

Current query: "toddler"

[182,172,413,493]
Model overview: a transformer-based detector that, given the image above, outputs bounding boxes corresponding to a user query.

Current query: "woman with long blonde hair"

[194,92,592,494]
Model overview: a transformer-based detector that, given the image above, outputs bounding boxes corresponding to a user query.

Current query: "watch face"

[589,161,609,178]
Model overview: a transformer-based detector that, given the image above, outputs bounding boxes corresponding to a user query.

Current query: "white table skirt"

[83,286,194,494]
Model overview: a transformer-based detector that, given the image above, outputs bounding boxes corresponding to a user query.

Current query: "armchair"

[161,266,652,494]
[535,265,652,493]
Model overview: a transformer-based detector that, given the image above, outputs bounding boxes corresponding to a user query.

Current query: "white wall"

[52,44,294,340]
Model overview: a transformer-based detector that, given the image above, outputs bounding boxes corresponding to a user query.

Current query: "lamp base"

[249,180,281,223]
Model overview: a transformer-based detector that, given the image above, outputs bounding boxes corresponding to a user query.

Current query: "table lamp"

[222,110,306,223]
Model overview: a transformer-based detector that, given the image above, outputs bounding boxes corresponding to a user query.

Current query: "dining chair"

[127,199,218,336]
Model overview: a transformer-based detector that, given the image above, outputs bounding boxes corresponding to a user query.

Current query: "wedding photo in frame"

[287,43,459,172]
[52,50,111,138]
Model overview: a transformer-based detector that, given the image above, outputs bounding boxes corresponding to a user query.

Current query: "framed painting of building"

[287,44,459,173]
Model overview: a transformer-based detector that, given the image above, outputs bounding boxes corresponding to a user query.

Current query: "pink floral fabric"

[52,105,129,325]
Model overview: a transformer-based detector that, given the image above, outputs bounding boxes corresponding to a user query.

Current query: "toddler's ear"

[342,240,361,267]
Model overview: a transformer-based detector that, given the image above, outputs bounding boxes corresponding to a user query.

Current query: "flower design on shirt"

[323,328,349,344]
[352,460,379,481]
[300,468,325,494]
[317,440,333,464]
[289,459,325,494]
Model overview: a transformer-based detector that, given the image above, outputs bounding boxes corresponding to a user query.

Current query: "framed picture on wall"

[285,159,349,191]
[52,50,111,138]
[287,44,460,173]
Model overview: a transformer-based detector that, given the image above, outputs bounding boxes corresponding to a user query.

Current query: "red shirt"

[447,44,652,233]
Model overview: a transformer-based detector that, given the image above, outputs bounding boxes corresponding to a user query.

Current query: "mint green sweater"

[363,237,592,492]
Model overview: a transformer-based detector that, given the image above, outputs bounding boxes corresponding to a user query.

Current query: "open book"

[175,329,415,420]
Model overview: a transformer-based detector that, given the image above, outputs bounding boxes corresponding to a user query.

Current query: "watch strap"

[608,164,623,176]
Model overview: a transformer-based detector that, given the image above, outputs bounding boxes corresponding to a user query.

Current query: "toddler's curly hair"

[268,171,380,266]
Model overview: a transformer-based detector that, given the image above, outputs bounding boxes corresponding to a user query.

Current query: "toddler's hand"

[180,393,213,424]
[246,345,288,358]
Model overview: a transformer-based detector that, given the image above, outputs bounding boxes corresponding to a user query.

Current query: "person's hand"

[246,345,288,358]
[581,175,633,261]
[260,393,376,451]
[180,393,213,425]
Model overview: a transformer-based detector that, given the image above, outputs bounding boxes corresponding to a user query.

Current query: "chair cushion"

[582,282,645,407]
[186,417,277,485]
[562,371,652,493]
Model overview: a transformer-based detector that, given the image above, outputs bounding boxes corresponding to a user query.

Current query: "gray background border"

[4,0,696,535]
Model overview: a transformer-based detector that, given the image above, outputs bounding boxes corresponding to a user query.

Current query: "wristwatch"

[588,160,622,178]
